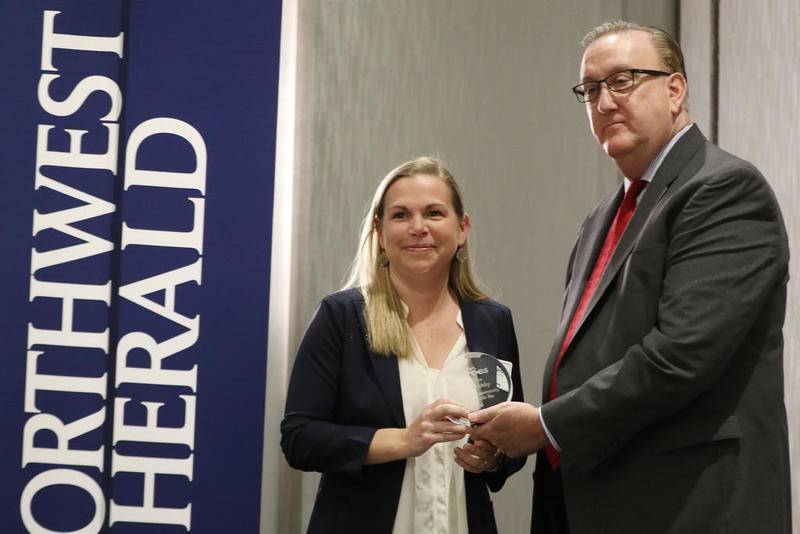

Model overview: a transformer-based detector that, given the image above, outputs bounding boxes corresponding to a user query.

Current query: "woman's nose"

[409,214,428,235]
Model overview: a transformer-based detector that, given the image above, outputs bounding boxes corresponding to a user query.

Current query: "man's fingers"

[468,402,505,425]
[466,422,492,440]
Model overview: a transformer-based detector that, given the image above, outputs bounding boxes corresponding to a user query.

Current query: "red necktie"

[545,179,647,470]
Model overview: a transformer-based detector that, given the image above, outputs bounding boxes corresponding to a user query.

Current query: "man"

[469,21,792,534]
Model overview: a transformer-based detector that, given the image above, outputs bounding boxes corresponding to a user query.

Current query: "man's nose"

[595,83,618,114]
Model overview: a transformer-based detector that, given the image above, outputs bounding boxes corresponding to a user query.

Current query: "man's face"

[580,30,678,174]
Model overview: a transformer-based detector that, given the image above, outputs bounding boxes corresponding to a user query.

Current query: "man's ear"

[667,72,688,115]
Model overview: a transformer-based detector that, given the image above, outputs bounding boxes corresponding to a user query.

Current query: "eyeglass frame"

[571,68,672,103]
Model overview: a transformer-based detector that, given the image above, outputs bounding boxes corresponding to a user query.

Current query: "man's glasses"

[572,68,671,103]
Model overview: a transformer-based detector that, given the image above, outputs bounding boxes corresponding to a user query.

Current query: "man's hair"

[582,20,686,81]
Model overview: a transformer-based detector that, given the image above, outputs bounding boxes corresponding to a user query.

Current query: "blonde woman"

[281,157,525,534]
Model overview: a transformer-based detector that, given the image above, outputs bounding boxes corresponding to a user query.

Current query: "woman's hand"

[401,398,468,458]
[366,399,467,465]
[453,439,501,473]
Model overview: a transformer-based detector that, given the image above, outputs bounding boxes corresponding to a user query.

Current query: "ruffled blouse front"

[392,311,471,534]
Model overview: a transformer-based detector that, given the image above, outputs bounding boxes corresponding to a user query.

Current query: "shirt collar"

[400,300,464,328]
[624,122,693,192]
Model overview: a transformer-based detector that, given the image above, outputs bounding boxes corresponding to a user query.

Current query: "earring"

[377,250,389,267]
[455,246,467,263]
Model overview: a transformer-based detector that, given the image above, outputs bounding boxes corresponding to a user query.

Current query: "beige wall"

[712,0,798,530]
[679,0,714,136]
[265,1,799,532]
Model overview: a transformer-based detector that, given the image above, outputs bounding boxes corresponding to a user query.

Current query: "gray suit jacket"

[535,126,792,534]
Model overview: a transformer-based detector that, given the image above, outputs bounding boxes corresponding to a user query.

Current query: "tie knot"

[624,179,647,205]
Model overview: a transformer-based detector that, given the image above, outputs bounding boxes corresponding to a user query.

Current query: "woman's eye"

[391,212,407,219]
[428,210,444,217]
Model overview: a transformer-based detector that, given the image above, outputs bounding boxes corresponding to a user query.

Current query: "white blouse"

[392,311,471,534]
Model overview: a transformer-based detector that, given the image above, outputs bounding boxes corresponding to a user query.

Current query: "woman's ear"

[459,213,471,245]
[375,216,385,249]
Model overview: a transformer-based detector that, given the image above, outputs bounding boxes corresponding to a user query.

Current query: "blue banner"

[0,1,281,531]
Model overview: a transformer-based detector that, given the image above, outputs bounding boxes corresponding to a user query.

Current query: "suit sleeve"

[480,306,527,492]
[542,165,789,471]
[280,297,378,478]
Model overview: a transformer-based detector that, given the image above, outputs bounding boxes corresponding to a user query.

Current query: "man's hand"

[467,402,548,457]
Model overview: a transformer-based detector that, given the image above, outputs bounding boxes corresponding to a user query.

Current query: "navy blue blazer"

[281,288,525,534]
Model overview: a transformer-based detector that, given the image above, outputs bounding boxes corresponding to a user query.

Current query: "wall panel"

[679,0,714,136]
[717,1,799,530]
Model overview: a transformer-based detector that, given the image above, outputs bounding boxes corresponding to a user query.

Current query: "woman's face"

[378,174,469,282]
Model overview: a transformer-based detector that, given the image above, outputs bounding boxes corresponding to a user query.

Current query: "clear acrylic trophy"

[444,352,513,426]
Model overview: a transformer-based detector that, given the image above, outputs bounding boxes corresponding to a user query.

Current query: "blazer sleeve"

[280,296,378,478]
[542,164,789,471]
[480,305,527,492]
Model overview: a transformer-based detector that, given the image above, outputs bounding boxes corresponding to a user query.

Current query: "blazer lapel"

[567,125,708,348]
[460,300,491,355]
[356,302,406,427]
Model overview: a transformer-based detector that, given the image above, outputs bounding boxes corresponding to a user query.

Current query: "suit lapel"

[557,188,621,340]
[356,300,406,427]
[565,125,708,354]
[543,187,621,390]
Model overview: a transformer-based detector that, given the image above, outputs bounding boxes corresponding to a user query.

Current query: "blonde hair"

[343,157,487,358]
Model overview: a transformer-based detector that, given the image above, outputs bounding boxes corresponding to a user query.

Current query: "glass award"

[443,352,513,426]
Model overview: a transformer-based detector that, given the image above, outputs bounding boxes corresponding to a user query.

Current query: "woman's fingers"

[405,398,470,456]
[430,419,467,434]
[453,445,491,473]
[429,399,468,421]
[470,439,499,455]
[454,454,480,473]
[453,440,499,473]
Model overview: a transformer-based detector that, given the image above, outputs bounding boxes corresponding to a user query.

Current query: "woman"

[281,157,525,533]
